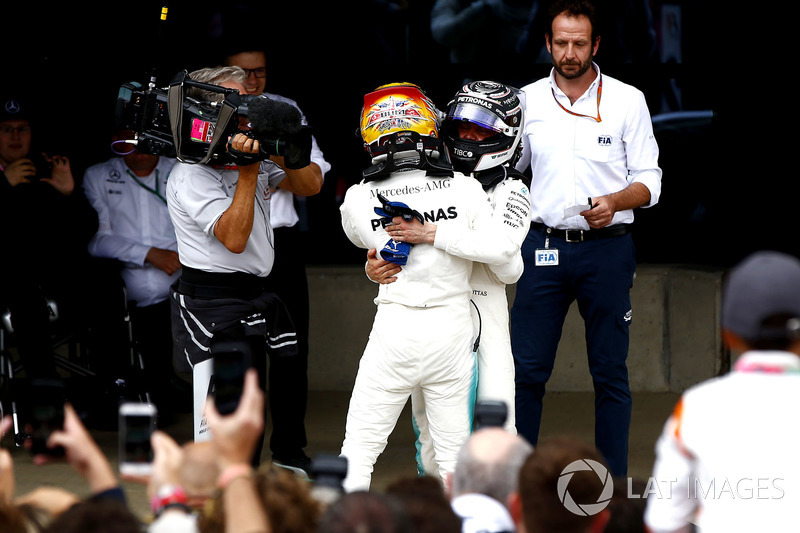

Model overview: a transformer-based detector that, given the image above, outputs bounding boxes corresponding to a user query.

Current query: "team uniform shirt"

[436,174,531,285]
[339,167,511,491]
[166,160,286,276]
[262,92,331,229]
[515,64,662,229]
[644,351,800,532]
[341,169,504,308]
[468,176,531,422]
[82,156,179,307]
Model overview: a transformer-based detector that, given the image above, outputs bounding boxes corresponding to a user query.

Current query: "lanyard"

[551,74,602,123]
[734,356,800,374]
[127,169,168,205]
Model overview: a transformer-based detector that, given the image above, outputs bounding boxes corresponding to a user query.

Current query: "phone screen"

[474,400,508,430]
[28,379,66,457]
[123,414,155,464]
[213,350,248,415]
[119,404,157,475]
[212,339,253,415]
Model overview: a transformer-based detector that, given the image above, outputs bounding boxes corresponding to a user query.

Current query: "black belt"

[530,222,631,243]
[178,265,272,299]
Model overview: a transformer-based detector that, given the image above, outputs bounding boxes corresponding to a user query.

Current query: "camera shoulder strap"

[199,102,236,165]
[168,83,238,165]
[167,83,185,160]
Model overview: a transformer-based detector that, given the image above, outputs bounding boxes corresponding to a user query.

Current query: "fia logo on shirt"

[535,248,559,266]
[597,135,612,147]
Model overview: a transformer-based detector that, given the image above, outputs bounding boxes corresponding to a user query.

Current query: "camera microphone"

[243,95,312,169]
[246,96,302,137]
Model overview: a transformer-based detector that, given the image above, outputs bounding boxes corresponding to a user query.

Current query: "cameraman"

[0,95,126,384]
[224,42,331,478]
[165,66,322,466]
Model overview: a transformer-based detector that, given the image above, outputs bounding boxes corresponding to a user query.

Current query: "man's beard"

[552,54,594,80]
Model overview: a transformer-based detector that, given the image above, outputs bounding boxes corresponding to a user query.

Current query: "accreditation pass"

[535,248,559,266]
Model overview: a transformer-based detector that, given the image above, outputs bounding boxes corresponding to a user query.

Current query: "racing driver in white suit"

[367,81,532,476]
[339,83,524,491]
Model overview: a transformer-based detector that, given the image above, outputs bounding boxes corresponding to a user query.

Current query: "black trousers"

[265,225,310,460]
[170,264,300,465]
[129,299,188,413]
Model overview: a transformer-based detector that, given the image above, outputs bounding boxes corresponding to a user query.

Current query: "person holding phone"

[0,94,124,383]
[146,368,271,532]
[25,400,130,512]
[118,402,158,477]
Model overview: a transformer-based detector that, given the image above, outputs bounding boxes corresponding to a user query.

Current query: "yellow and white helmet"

[360,82,442,159]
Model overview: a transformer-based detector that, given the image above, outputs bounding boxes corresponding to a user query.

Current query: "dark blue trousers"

[510,225,635,476]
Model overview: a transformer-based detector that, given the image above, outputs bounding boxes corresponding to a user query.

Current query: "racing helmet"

[443,81,524,174]
[360,82,442,161]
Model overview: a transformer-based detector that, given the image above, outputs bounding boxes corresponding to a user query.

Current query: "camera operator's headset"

[167,70,238,165]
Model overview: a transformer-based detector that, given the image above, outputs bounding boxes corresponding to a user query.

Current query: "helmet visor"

[447,103,508,135]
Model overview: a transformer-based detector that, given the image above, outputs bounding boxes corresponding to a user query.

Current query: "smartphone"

[474,399,508,430]
[310,454,348,489]
[28,378,66,457]
[310,454,348,505]
[28,153,52,181]
[212,339,253,415]
[118,402,158,476]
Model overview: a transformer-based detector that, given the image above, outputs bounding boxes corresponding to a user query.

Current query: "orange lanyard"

[551,74,602,123]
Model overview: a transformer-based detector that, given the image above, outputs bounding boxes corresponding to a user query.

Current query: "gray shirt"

[166,160,285,276]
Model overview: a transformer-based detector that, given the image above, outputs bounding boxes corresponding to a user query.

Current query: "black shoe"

[272,453,313,480]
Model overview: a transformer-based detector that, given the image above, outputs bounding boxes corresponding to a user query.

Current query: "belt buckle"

[565,228,584,243]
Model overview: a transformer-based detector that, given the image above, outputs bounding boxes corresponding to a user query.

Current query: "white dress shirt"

[516,64,662,230]
[262,92,331,229]
[83,156,179,307]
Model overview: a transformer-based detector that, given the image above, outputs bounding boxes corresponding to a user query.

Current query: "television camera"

[115,69,312,168]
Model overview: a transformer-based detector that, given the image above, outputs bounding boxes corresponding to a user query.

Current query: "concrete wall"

[306,264,727,394]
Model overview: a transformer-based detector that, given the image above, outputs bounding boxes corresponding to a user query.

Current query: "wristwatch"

[151,484,191,516]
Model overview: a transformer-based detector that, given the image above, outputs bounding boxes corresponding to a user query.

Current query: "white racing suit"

[339,167,520,491]
[411,170,532,475]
